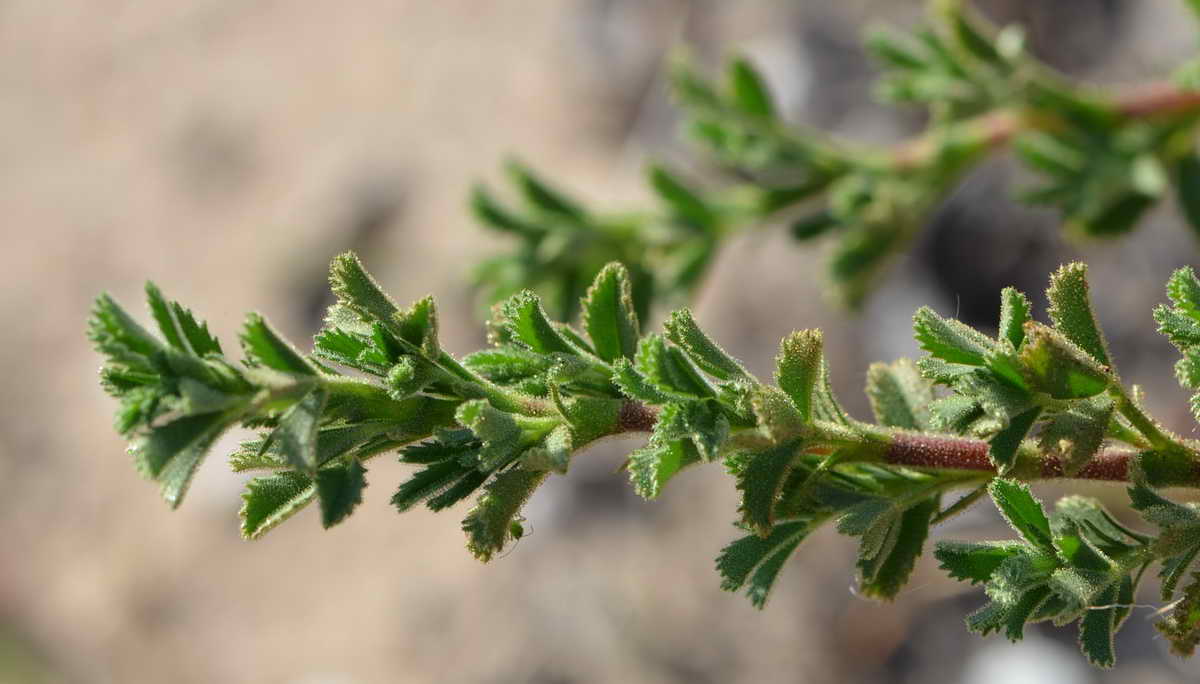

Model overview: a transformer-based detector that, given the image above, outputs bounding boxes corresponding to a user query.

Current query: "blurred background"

[6,0,1200,682]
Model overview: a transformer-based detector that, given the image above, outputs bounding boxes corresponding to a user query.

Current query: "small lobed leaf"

[997,287,1031,350]
[462,468,548,562]
[328,253,402,332]
[274,388,329,475]
[865,359,933,430]
[500,291,577,355]
[934,541,1024,585]
[987,406,1041,472]
[627,441,700,499]
[132,411,233,509]
[1018,323,1110,399]
[989,479,1054,553]
[737,441,801,535]
[775,330,823,422]
[858,497,938,600]
[913,307,996,366]
[717,520,813,609]
[1037,396,1114,476]
[1046,263,1111,367]
[581,262,641,363]
[316,458,367,528]
[240,470,316,539]
[145,282,222,356]
[665,308,749,382]
[241,313,318,376]
[635,334,713,399]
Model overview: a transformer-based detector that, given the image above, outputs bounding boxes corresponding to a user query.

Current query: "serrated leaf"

[328,253,402,332]
[393,296,439,357]
[241,313,318,376]
[728,56,775,119]
[393,459,475,512]
[665,308,748,381]
[316,458,367,528]
[635,334,713,399]
[581,263,640,363]
[611,357,675,404]
[989,479,1054,553]
[1046,263,1111,367]
[1078,583,1118,668]
[1167,266,1200,320]
[988,406,1041,472]
[913,306,995,366]
[132,410,232,508]
[750,386,806,443]
[776,330,822,421]
[627,440,700,499]
[717,520,812,608]
[240,470,316,539]
[462,468,547,562]
[928,395,983,433]
[737,441,801,535]
[1156,304,1200,348]
[500,291,577,355]
[858,497,937,600]
[812,359,853,427]
[935,541,1024,585]
[274,388,328,474]
[1018,323,1111,399]
[520,424,573,473]
[866,359,933,430]
[456,400,523,471]
[998,287,1031,350]
[145,282,222,356]
[1038,396,1114,475]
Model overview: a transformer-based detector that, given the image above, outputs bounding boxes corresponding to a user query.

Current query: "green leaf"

[612,357,676,404]
[988,406,1041,472]
[1037,396,1114,475]
[1156,304,1200,348]
[1167,266,1200,320]
[241,313,318,376]
[859,497,937,600]
[626,440,700,499]
[89,293,165,364]
[728,56,775,119]
[1078,583,1118,668]
[462,468,548,562]
[866,359,933,430]
[928,395,983,433]
[470,184,538,236]
[1046,263,1111,367]
[934,540,1024,585]
[750,386,806,443]
[737,441,801,535]
[500,291,577,355]
[132,411,232,508]
[635,334,713,399]
[913,306,995,366]
[393,296,439,357]
[989,479,1054,553]
[456,400,524,471]
[145,282,222,356]
[775,330,823,421]
[812,359,853,427]
[717,520,813,608]
[239,470,316,539]
[665,309,748,381]
[581,263,641,363]
[998,287,1031,350]
[648,165,717,228]
[506,160,586,220]
[274,388,329,475]
[1018,323,1111,399]
[328,252,402,331]
[520,424,573,473]
[316,458,367,528]
[393,459,475,512]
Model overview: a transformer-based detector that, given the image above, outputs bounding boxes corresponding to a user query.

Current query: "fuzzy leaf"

[866,359,933,430]
[737,441,801,535]
[934,541,1024,585]
[500,291,577,355]
[1018,323,1110,399]
[717,520,813,608]
[328,253,402,331]
[989,479,1054,553]
[998,287,1031,350]
[858,497,937,600]
[275,388,329,475]
[582,263,641,363]
[462,469,548,562]
[665,308,748,381]
[145,282,222,356]
[240,470,316,539]
[988,406,1041,472]
[241,313,318,376]
[1037,396,1114,475]
[132,411,231,508]
[913,307,995,366]
[635,334,713,399]
[627,440,700,499]
[316,458,367,528]
[1046,263,1111,367]
[776,330,823,421]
